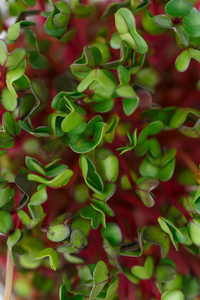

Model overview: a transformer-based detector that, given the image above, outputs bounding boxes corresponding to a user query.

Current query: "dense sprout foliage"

[0,0,200,299]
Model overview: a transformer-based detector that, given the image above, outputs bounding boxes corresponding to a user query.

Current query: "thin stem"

[4,248,14,300]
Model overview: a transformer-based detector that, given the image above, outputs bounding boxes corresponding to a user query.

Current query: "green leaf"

[118,65,130,85]
[7,228,21,249]
[131,256,154,280]
[175,49,200,72]
[56,1,71,14]
[28,168,73,188]
[138,121,163,144]
[92,183,115,217]
[7,22,21,43]
[0,39,8,66]
[161,290,185,300]
[44,3,67,38]
[153,15,173,28]
[123,97,139,116]
[179,118,200,138]
[0,211,14,235]
[182,8,200,37]
[102,1,130,20]
[29,52,49,70]
[31,79,50,105]
[156,258,176,282]
[35,248,58,271]
[79,155,104,194]
[101,223,122,245]
[165,0,193,18]
[30,184,48,205]
[136,177,159,207]
[143,10,166,34]
[15,172,38,209]
[158,217,188,250]
[93,98,114,113]
[174,25,189,47]
[175,50,191,72]
[194,186,200,214]
[6,47,26,69]
[60,27,77,43]
[80,205,106,229]
[73,4,93,19]
[117,129,137,154]
[25,156,46,175]
[23,0,36,6]
[139,149,176,181]
[77,69,116,97]
[53,13,69,28]
[188,218,200,246]
[69,116,106,154]
[7,228,22,263]
[143,225,170,257]
[0,133,14,149]
[57,228,86,253]
[2,88,17,111]
[3,112,21,136]
[0,183,14,207]
[114,8,148,54]
[47,213,72,242]
[90,261,109,300]
[98,155,119,183]
[120,229,143,257]
[6,63,26,97]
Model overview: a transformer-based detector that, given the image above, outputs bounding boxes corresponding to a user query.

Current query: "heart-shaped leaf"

[57,228,86,253]
[136,177,159,207]
[143,225,170,257]
[80,205,106,229]
[35,248,58,271]
[131,256,154,280]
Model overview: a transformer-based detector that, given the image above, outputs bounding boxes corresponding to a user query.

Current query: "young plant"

[0,0,200,299]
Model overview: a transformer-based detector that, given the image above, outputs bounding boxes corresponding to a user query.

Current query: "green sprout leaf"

[188,218,200,247]
[79,155,104,194]
[35,248,58,271]
[101,223,122,245]
[175,49,200,72]
[131,256,154,280]
[117,129,137,155]
[46,213,72,242]
[140,149,176,181]
[0,211,14,236]
[90,261,109,300]
[158,217,188,250]
[161,290,185,300]
[165,0,193,18]
[143,225,170,257]
[114,8,148,54]
[80,205,106,229]
[136,177,159,207]
[2,88,17,111]
[57,228,86,253]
